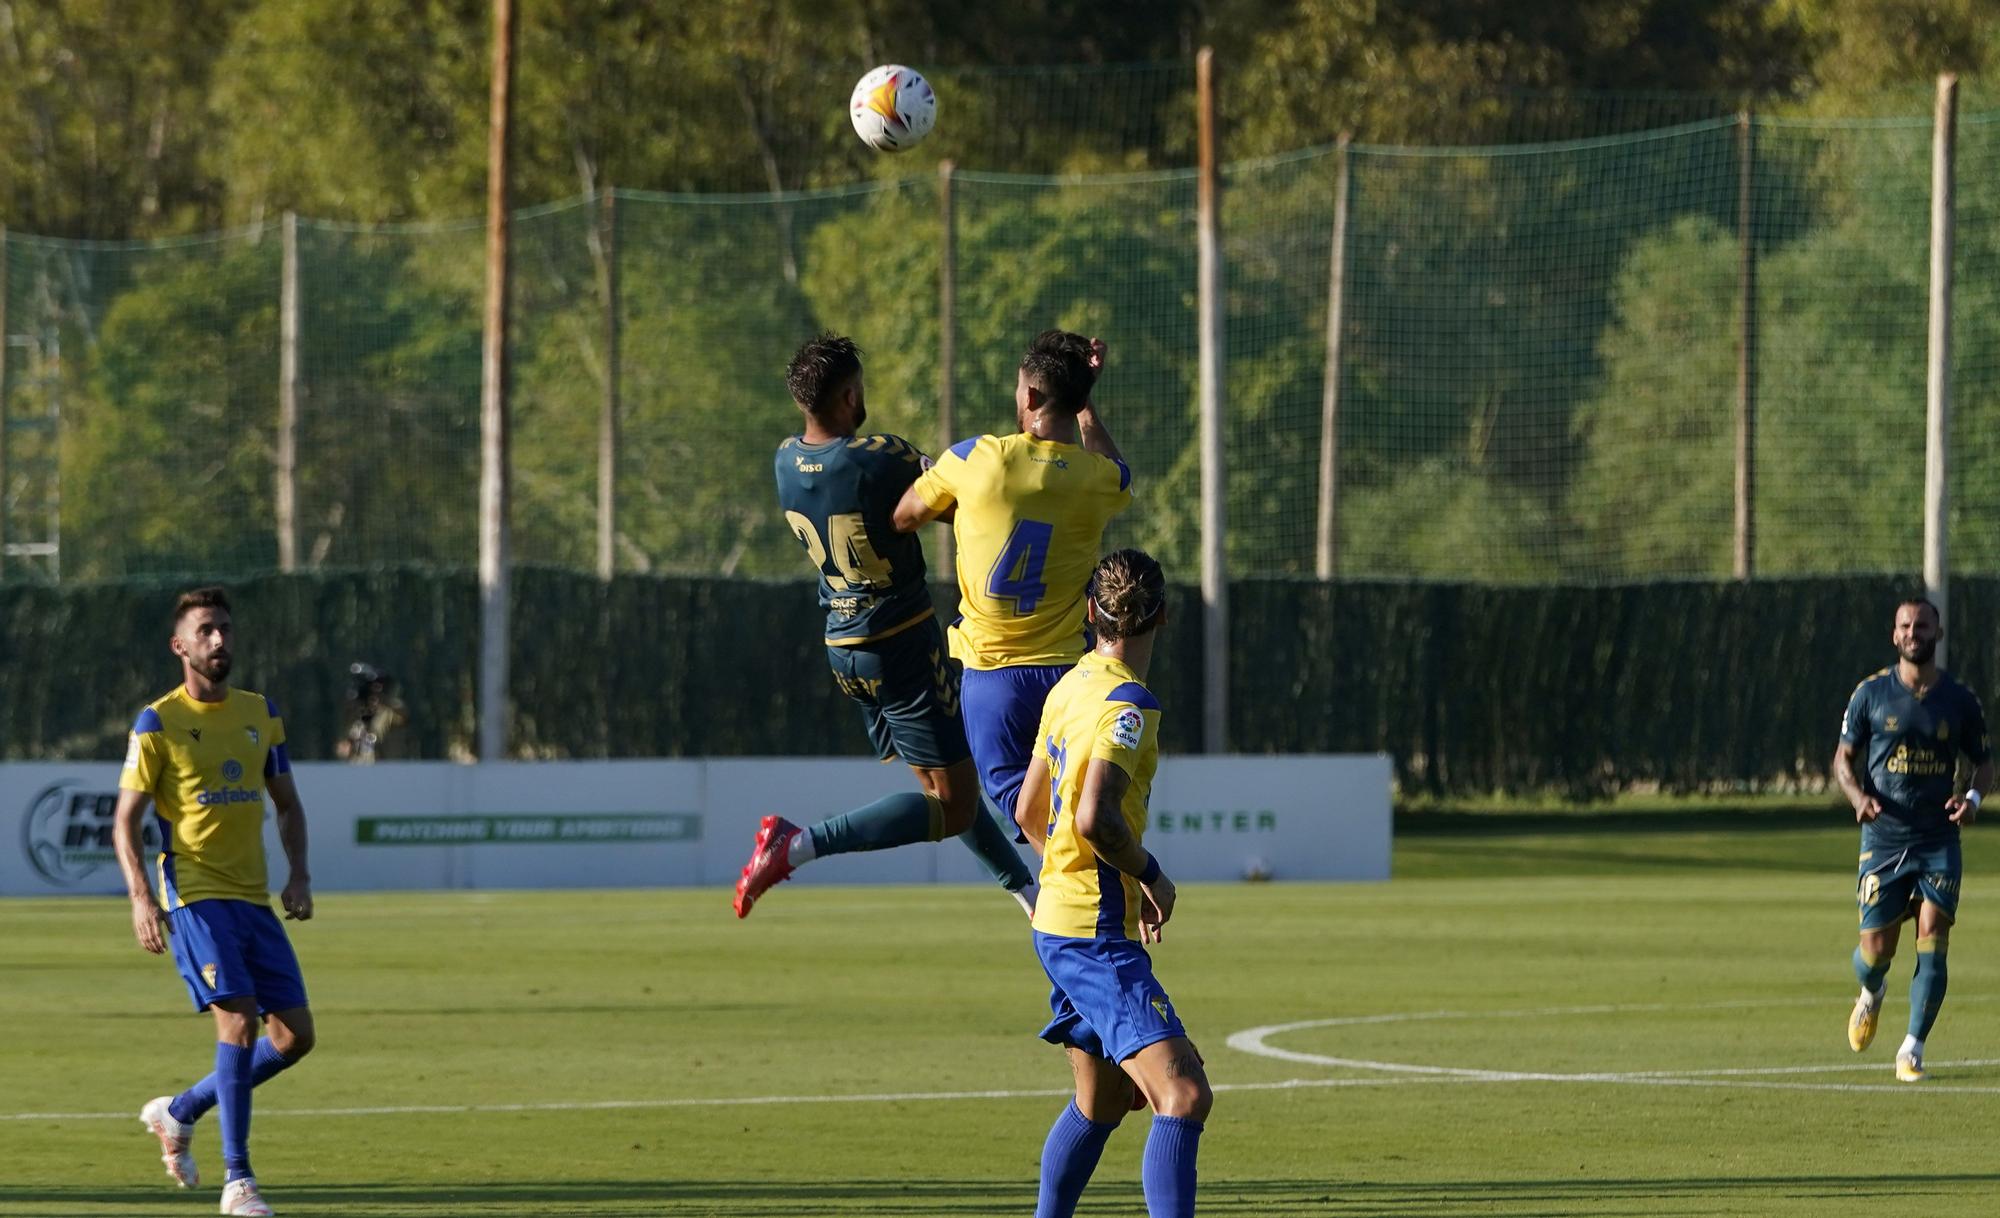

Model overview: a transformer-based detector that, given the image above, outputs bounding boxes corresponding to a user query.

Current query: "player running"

[1014,549,1208,1218]
[734,334,1037,917]
[892,329,1131,847]
[1835,595,1992,1082]
[113,587,317,1217]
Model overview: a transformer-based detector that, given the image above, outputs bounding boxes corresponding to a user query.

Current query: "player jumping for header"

[113,587,317,1217]
[734,334,1038,917]
[892,329,1131,851]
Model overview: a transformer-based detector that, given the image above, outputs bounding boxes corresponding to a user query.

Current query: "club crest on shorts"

[1151,995,1173,1024]
[201,963,219,989]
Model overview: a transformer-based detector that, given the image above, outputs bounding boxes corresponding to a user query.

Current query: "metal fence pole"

[1197,48,1229,754]
[1927,74,1957,662]
[478,0,517,759]
[937,160,958,578]
[597,187,620,582]
[1734,112,1756,581]
[278,212,300,573]
[1315,135,1350,581]
[0,224,8,582]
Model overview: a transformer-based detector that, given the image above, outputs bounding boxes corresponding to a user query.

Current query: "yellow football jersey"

[1029,653,1162,941]
[911,433,1131,670]
[119,686,288,909]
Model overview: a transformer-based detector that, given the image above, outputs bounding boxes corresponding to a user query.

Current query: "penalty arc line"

[1226,1003,2000,1095]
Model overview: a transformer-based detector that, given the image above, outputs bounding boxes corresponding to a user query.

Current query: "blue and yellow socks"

[1141,1115,1203,1218]
[1035,1101,1118,1218]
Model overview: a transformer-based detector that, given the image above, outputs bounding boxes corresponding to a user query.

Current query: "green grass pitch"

[6,809,1999,1216]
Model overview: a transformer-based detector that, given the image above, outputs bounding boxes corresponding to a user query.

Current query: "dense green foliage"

[9,5,2000,584]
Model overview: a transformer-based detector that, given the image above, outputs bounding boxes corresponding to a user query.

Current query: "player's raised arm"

[893,481,945,531]
[1075,337,1124,466]
[894,438,965,533]
[113,788,167,954]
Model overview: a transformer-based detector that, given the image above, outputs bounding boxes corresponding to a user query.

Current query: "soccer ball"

[850,65,936,152]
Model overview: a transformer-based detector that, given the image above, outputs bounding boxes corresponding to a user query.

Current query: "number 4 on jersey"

[987,520,1054,615]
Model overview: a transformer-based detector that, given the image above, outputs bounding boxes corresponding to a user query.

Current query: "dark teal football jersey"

[774,433,935,645]
[1841,667,1990,846]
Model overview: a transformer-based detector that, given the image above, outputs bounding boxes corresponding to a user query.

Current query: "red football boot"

[733,815,800,918]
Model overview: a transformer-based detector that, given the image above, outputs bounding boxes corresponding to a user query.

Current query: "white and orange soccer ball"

[850,65,937,152]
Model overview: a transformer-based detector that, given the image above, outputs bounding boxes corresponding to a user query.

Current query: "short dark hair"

[1089,549,1166,641]
[1020,329,1095,414]
[173,586,232,627]
[1899,595,1940,624]
[785,333,862,414]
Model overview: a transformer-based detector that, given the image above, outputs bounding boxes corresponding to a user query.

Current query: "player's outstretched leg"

[140,1096,198,1188]
[733,792,952,917]
[1849,942,1891,1051]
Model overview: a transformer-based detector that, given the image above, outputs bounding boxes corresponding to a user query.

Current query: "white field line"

[1226,1000,2000,1094]
[3,1076,1430,1122]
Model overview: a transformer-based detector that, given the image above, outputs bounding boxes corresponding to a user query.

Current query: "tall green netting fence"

[4,109,1999,586]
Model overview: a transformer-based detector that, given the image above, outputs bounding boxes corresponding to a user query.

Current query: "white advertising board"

[2,756,1390,897]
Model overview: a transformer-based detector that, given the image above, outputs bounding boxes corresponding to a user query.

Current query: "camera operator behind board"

[338,662,406,763]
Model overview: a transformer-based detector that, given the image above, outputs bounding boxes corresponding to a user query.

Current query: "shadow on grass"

[11,1174,2000,1216]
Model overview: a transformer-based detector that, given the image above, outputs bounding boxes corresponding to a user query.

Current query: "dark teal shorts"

[1857,839,1962,931]
[825,616,969,771]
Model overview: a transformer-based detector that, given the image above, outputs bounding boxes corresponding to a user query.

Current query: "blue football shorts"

[1033,930,1187,1063]
[960,662,1071,838]
[165,898,309,1014]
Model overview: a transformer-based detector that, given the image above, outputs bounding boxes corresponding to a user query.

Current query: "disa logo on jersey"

[22,780,161,886]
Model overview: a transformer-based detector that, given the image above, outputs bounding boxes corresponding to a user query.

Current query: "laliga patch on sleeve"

[123,733,142,771]
[1111,707,1144,750]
